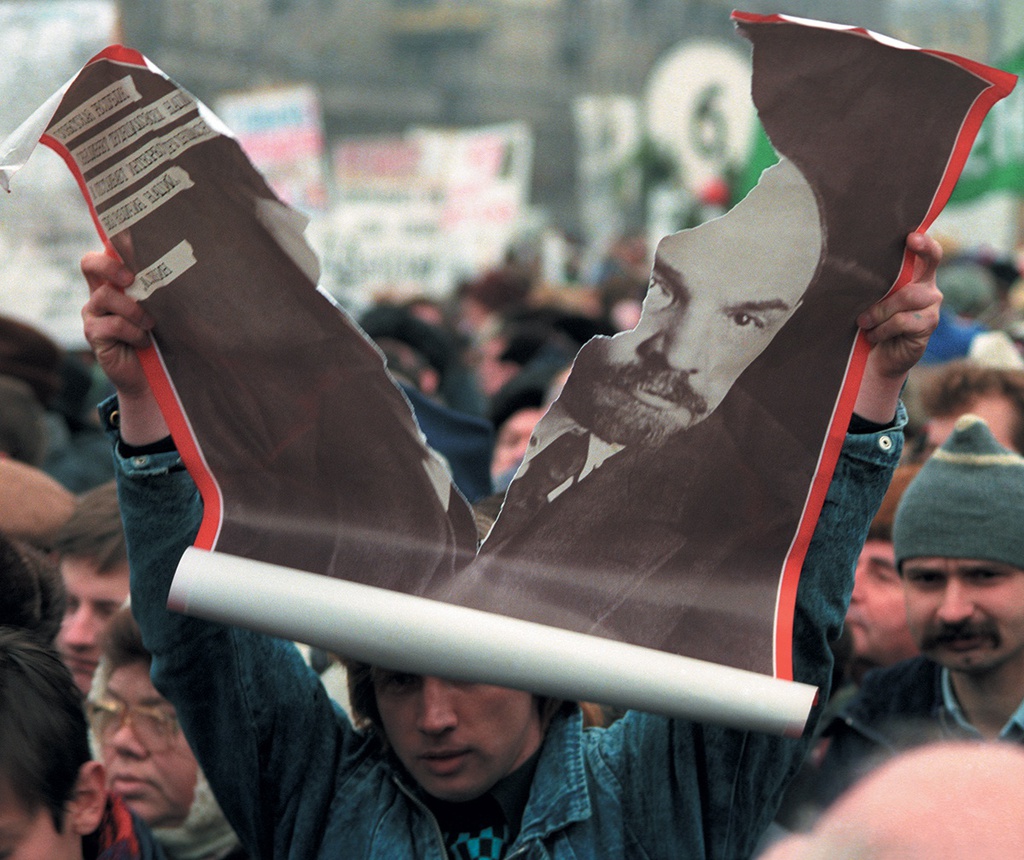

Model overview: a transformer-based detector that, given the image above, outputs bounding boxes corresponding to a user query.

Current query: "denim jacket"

[108,396,904,860]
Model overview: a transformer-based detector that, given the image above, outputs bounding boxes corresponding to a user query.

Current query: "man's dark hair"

[920,360,1024,453]
[52,479,127,573]
[0,375,48,466]
[0,532,66,645]
[359,304,456,380]
[0,626,90,830]
[344,500,577,735]
[101,605,150,673]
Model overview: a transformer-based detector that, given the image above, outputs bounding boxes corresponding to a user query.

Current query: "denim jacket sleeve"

[582,408,906,860]
[102,398,372,859]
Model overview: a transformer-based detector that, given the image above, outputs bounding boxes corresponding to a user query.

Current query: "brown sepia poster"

[0,13,1014,732]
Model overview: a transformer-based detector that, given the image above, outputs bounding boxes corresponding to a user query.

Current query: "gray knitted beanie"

[894,414,1024,570]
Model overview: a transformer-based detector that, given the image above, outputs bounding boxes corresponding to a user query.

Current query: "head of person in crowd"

[0,626,130,860]
[761,741,1024,859]
[893,414,1024,737]
[556,158,823,448]
[0,314,63,411]
[0,374,49,466]
[89,606,243,859]
[343,662,605,805]
[843,463,922,686]
[0,458,76,551]
[359,303,458,404]
[401,296,450,331]
[0,531,66,646]
[917,359,1024,457]
[487,374,551,492]
[476,308,606,403]
[456,265,533,339]
[938,258,999,321]
[53,480,131,696]
[342,505,604,803]
[344,662,559,802]
[597,272,650,333]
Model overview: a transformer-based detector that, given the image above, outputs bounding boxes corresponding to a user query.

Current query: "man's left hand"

[854,232,943,423]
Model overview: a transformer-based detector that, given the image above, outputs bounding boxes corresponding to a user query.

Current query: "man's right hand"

[81,250,170,445]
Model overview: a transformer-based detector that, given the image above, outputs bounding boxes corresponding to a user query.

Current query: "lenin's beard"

[558,337,709,448]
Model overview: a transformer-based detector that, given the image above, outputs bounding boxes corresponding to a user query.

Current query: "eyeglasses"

[86,696,180,752]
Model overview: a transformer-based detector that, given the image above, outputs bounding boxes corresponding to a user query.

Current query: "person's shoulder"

[846,657,939,723]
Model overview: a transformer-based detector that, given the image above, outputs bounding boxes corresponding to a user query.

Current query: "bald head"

[764,742,1024,859]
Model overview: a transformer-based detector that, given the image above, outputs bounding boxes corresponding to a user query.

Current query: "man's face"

[559,158,820,447]
[374,672,543,802]
[925,394,1021,457]
[492,407,546,482]
[95,662,198,829]
[902,557,1024,677]
[57,558,130,695]
[846,539,918,673]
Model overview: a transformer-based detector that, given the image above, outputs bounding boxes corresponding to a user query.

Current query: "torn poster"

[0,14,1013,734]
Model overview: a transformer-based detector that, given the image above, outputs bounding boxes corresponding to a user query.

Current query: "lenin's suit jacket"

[443,389,817,675]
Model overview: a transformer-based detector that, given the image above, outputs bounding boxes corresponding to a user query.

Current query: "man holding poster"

[82,234,938,859]
[1,8,1010,858]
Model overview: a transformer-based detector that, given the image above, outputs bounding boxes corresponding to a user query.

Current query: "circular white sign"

[644,40,755,192]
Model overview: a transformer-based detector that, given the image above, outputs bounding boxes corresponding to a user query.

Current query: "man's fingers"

[857,233,943,332]
[83,306,153,352]
[907,231,943,283]
[83,283,155,332]
[81,282,156,373]
[857,280,942,333]
[81,250,134,293]
[860,286,941,345]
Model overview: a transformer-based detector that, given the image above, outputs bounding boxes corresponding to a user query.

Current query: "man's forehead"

[652,245,808,310]
[902,556,1023,573]
[652,158,821,306]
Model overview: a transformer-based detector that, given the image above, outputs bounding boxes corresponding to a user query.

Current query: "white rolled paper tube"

[170,547,817,736]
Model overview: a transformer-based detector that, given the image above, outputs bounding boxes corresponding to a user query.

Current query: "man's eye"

[648,280,674,307]
[967,568,1003,584]
[729,311,764,329]
[377,672,420,693]
[907,572,942,587]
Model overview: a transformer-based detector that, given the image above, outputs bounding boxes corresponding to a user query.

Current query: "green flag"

[734,45,1023,207]
[950,43,1024,202]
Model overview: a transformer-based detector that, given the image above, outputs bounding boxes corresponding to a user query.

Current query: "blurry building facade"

[117,0,903,230]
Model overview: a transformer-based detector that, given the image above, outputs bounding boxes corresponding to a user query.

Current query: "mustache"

[614,360,708,415]
[920,621,999,650]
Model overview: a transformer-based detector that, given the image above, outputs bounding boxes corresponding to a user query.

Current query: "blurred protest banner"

[0,0,116,346]
[215,83,329,214]
[313,122,533,305]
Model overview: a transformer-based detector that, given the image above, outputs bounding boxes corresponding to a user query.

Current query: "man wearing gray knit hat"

[811,414,1024,809]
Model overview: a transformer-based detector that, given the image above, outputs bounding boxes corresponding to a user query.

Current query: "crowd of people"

[1,218,1024,858]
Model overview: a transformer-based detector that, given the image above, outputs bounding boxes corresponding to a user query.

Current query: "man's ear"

[66,761,107,837]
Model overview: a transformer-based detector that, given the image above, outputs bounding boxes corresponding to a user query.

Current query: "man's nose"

[107,717,149,759]
[936,580,975,624]
[636,326,700,375]
[850,571,866,605]
[62,606,97,647]
[417,677,458,734]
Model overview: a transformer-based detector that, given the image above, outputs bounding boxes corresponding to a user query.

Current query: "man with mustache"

[499,157,818,514]
[813,414,1024,807]
[445,158,832,669]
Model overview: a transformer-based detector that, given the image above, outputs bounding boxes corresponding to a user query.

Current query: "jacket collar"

[515,708,592,843]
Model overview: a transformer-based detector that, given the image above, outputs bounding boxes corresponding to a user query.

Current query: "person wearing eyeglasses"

[89,606,247,860]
